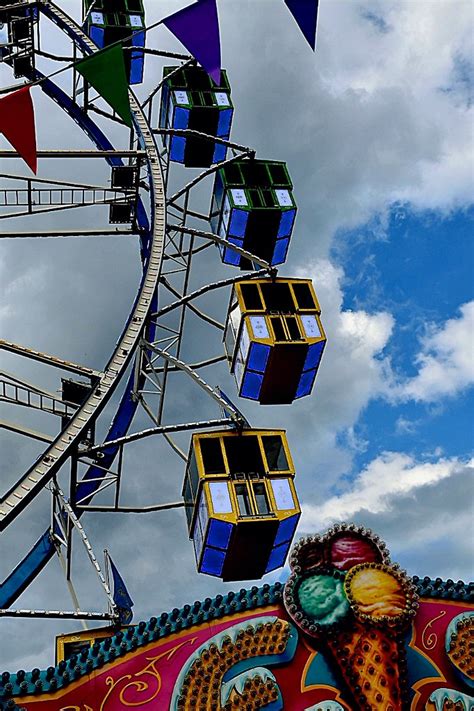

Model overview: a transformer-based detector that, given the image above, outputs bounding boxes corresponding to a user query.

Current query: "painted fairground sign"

[1,526,473,711]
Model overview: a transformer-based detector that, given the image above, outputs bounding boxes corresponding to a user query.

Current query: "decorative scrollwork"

[60,639,196,711]
[421,610,447,651]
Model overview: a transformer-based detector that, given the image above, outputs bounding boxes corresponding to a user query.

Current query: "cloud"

[401,301,474,402]
[1,0,473,670]
[296,257,394,426]
[302,451,472,525]
[300,452,474,579]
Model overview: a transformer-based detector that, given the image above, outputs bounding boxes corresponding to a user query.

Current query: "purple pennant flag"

[163,0,221,84]
[284,0,319,50]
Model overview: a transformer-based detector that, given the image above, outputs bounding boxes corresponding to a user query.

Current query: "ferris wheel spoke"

[159,277,225,331]
[0,420,55,444]
[142,343,245,426]
[87,103,128,127]
[154,268,272,320]
[0,199,137,221]
[144,354,228,374]
[166,148,254,208]
[0,339,101,379]
[0,149,145,159]
[0,227,136,238]
[84,418,234,456]
[0,608,115,622]
[167,223,271,269]
[50,483,116,610]
[77,501,186,514]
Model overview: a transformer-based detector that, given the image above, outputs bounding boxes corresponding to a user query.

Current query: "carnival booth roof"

[1,527,473,711]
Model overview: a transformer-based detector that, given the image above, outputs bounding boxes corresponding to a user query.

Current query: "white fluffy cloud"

[400,301,474,402]
[318,0,474,212]
[300,452,474,579]
[284,258,394,490]
[299,257,394,423]
[303,452,473,526]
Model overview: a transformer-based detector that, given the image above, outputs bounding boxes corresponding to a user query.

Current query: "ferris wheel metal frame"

[0,0,278,625]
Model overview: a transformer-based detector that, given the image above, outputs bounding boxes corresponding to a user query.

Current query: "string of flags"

[0,0,319,174]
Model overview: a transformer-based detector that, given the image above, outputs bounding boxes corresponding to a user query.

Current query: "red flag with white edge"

[0,86,37,174]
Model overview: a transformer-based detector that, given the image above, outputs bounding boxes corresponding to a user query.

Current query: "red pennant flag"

[0,86,37,173]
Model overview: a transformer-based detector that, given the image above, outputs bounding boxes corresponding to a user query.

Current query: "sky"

[0,0,473,670]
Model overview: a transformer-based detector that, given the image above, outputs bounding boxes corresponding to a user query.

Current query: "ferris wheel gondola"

[0,0,325,630]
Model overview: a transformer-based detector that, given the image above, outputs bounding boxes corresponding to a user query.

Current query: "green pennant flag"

[76,44,132,127]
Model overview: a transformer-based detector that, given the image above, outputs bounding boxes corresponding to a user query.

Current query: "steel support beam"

[0,420,54,444]
[86,417,233,453]
[167,224,271,269]
[0,229,136,239]
[0,150,146,158]
[76,502,186,513]
[153,268,272,319]
[0,608,116,621]
[1,339,101,378]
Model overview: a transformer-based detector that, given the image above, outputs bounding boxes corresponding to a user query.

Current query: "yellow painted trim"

[236,278,322,316]
[306,280,322,314]
[317,314,326,341]
[194,433,227,480]
[205,480,236,523]
[295,312,326,345]
[246,314,273,344]
[219,433,230,474]
[259,431,294,476]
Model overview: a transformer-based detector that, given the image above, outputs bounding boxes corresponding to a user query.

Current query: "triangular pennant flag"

[284,0,319,50]
[76,44,132,127]
[0,86,37,173]
[108,554,134,625]
[163,0,221,84]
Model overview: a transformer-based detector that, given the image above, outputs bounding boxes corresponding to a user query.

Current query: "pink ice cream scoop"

[329,534,382,571]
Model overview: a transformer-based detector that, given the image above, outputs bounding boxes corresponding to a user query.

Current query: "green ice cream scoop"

[297,573,350,626]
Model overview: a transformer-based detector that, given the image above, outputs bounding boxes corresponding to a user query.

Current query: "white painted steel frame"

[0,0,166,529]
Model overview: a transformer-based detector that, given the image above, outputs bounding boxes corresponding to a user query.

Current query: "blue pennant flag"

[284,0,319,50]
[217,387,250,428]
[109,554,134,625]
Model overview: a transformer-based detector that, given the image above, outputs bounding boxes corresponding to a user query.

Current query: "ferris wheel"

[0,0,325,639]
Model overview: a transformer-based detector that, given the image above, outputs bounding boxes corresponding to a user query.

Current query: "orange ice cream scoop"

[345,565,409,622]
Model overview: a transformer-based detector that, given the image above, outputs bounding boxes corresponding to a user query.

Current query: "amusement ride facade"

[0,1,472,709]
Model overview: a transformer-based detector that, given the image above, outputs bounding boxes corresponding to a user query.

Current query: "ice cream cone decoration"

[326,622,404,711]
[284,524,418,711]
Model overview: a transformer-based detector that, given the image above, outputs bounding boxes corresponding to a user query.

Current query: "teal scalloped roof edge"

[1,577,473,709]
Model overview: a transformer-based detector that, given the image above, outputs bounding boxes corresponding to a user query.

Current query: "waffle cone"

[327,621,403,710]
